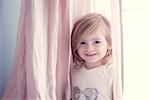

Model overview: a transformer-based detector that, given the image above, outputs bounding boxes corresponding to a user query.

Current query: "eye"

[80,41,86,45]
[94,41,101,44]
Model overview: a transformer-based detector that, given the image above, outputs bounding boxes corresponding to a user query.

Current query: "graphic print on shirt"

[73,86,98,100]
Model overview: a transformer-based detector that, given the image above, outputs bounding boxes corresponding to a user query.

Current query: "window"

[122,0,150,99]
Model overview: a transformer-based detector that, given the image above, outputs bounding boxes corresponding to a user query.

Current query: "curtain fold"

[47,0,59,99]
[111,0,123,99]
[2,0,122,100]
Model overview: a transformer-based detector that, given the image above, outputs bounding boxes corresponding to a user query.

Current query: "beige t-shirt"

[71,64,113,100]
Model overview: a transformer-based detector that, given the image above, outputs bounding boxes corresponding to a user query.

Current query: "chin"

[85,60,100,64]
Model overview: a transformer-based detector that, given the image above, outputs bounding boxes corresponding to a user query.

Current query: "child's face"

[77,28,109,68]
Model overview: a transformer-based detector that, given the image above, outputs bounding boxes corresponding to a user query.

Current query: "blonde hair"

[71,13,112,68]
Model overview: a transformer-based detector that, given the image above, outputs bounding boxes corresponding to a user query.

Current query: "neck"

[85,62,103,69]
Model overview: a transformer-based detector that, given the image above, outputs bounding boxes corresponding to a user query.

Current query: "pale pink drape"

[2,0,91,99]
[2,0,123,100]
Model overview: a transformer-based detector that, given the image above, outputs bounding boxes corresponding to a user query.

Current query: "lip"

[85,53,97,57]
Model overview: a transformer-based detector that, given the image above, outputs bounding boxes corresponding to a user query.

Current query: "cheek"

[77,46,85,52]
[77,47,86,57]
[97,46,108,54]
[77,48,83,55]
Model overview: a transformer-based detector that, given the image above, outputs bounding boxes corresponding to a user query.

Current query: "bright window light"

[122,0,150,99]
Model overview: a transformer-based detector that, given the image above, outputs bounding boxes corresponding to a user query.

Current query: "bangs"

[75,23,100,49]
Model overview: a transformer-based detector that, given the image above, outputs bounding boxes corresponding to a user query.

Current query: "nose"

[86,44,94,52]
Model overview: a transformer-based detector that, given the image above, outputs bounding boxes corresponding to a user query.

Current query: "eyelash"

[94,41,101,44]
[80,42,86,45]
[80,41,101,45]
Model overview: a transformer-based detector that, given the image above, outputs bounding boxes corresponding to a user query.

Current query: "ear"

[107,44,112,50]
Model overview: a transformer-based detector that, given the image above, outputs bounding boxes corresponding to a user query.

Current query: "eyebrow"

[92,38,102,41]
[81,38,102,42]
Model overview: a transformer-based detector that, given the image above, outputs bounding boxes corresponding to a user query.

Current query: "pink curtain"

[2,0,123,100]
[2,0,91,99]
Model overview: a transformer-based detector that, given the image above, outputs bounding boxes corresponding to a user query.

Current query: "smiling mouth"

[85,54,97,57]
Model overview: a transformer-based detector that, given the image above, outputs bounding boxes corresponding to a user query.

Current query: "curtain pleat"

[2,0,122,100]
[111,0,123,99]
[47,0,59,99]
[56,0,70,99]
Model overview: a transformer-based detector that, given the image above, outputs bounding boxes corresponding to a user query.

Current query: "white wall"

[0,0,21,97]
[122,0,150,99]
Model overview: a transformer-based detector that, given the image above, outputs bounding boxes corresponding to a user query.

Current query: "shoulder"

[106,63,113,73]
[70,65,85,78]
[104,63,114,81]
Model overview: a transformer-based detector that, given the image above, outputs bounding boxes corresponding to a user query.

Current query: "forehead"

[81,27,106,41]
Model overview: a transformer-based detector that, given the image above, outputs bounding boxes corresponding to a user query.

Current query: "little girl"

[69,13,113,100]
